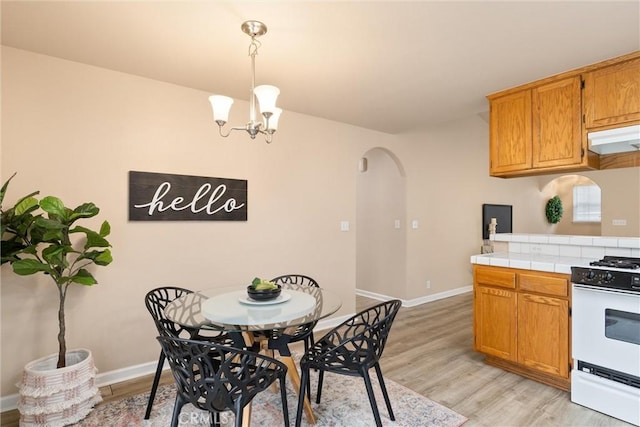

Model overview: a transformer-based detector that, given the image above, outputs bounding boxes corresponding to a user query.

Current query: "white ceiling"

[2,1,639,134]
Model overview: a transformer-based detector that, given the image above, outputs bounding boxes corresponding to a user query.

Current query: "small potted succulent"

[1,173,113,426]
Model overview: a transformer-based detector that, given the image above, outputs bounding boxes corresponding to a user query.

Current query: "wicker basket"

[17,349,102,427]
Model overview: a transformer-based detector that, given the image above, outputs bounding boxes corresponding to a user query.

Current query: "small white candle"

[490,217,497,225]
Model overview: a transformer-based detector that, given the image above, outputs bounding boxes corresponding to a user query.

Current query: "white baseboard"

[0,314,355,413]
[315,312,354,332]
[2,289,470,411]
[1,359,164,412]
[356,285,472,307]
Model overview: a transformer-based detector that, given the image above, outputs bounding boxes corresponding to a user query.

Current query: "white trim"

[1,285,469,411]
[1,359,164,412]
[1,394,19,413]
[314,313,354,332]
[95,359,166,388]
[0,314,357,413]
[0,291,460,413]
[356,285,472,308]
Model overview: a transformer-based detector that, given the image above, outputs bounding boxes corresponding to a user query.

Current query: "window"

[573,185,601,223]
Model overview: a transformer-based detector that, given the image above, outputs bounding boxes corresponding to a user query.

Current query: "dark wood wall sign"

[129,171,247,221]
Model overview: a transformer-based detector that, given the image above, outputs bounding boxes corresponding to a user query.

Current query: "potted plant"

[1,173,113,426]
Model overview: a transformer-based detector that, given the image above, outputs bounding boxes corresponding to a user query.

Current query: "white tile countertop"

[470,252,593,274]
[490,233,640,249]
[471,233,640,274]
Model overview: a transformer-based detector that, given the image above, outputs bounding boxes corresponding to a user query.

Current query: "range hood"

[588,125,640,155]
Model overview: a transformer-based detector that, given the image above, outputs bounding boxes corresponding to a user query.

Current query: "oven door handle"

[572,283,639,296]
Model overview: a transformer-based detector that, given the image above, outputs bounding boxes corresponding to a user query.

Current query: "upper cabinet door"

[583,57,640,130]
[489,90,532,175]
[532,76,583,168]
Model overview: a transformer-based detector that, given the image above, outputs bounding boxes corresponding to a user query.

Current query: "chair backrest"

[271,274,319,288]
[156,336,287,413]
[145,286,196,338]
[318,299,402,369]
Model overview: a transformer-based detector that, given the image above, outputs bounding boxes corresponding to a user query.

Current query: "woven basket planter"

[17,349,102,427]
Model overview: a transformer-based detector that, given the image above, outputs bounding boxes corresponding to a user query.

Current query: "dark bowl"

[246,284,282,301]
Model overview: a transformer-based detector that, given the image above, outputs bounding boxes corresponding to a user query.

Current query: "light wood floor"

[1,292,631,426]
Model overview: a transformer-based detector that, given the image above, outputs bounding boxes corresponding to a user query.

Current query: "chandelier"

[209,20,282,144]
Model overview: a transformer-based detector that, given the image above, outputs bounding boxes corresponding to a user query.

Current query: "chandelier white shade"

[253,85,280,115]
[209,21,282,143]
[209,95,234,123]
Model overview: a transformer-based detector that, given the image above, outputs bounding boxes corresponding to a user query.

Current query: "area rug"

[76,369,467,427]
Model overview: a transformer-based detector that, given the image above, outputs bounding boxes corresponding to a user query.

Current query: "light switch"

[394,220,401,229]
[612,219,627,226]
[412,220,419,229]
[340,221,350,231]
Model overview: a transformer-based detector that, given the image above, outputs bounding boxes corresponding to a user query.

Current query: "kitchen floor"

[363,292,630,427]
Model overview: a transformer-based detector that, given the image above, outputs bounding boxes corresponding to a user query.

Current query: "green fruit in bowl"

[251,277,278,290]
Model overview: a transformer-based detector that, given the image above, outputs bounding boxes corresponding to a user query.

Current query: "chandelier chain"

[248,37,261,58]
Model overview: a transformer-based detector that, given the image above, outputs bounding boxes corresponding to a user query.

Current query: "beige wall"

[391,119,551,299]
[2,46,639,398]
[0,47,395,396]
[539,167,640,237]
[356,148,407,298]
[541,175,602,236]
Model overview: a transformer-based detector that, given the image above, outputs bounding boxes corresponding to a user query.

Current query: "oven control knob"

[586,271,596,280]
[604,272,614,282]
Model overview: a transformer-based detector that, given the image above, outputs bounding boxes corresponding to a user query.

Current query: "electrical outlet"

[426,280,431,289]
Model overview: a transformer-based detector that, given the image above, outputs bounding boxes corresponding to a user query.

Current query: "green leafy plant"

[1,173,113,368]
[545,196,564,224]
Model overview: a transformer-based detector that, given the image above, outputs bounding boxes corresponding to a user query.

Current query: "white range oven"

[571,256,640,426]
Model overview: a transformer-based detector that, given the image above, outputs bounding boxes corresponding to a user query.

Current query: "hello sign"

[128,171,247,221]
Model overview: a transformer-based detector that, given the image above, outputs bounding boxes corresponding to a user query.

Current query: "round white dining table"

[163,283,342,426]
[163,283,342,333]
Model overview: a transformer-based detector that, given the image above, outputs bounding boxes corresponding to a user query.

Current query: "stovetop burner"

[590,256,640,270]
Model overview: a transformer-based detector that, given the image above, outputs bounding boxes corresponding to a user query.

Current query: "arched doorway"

[541,174,602,236]
[356,147,407,299]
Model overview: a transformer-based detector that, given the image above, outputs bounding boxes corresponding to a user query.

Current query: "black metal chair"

[270,274,319,353]
[294,299,403,427]
[157,336,290,427]
[270,274,320,397]
[143,286,233,420]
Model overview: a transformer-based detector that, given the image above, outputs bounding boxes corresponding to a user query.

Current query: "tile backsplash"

[491,233,640,258]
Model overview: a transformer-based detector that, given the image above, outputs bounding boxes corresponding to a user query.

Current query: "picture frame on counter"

[482,204,512,239]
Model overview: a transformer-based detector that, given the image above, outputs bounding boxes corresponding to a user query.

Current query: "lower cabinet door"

[474,286,517,362]
[517,293,569,378]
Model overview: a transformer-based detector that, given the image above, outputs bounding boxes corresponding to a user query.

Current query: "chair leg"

[295,365,310,427]
[144,351,166,419]
[234,401,244,427]
[211,411,221,427]
[279,375,290,427]
[308,334,315,349]
[315,369,324,404]
[170,394,186,427]
[303,338,312,399]
[374,363,395,421]
[362,369,383,427]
